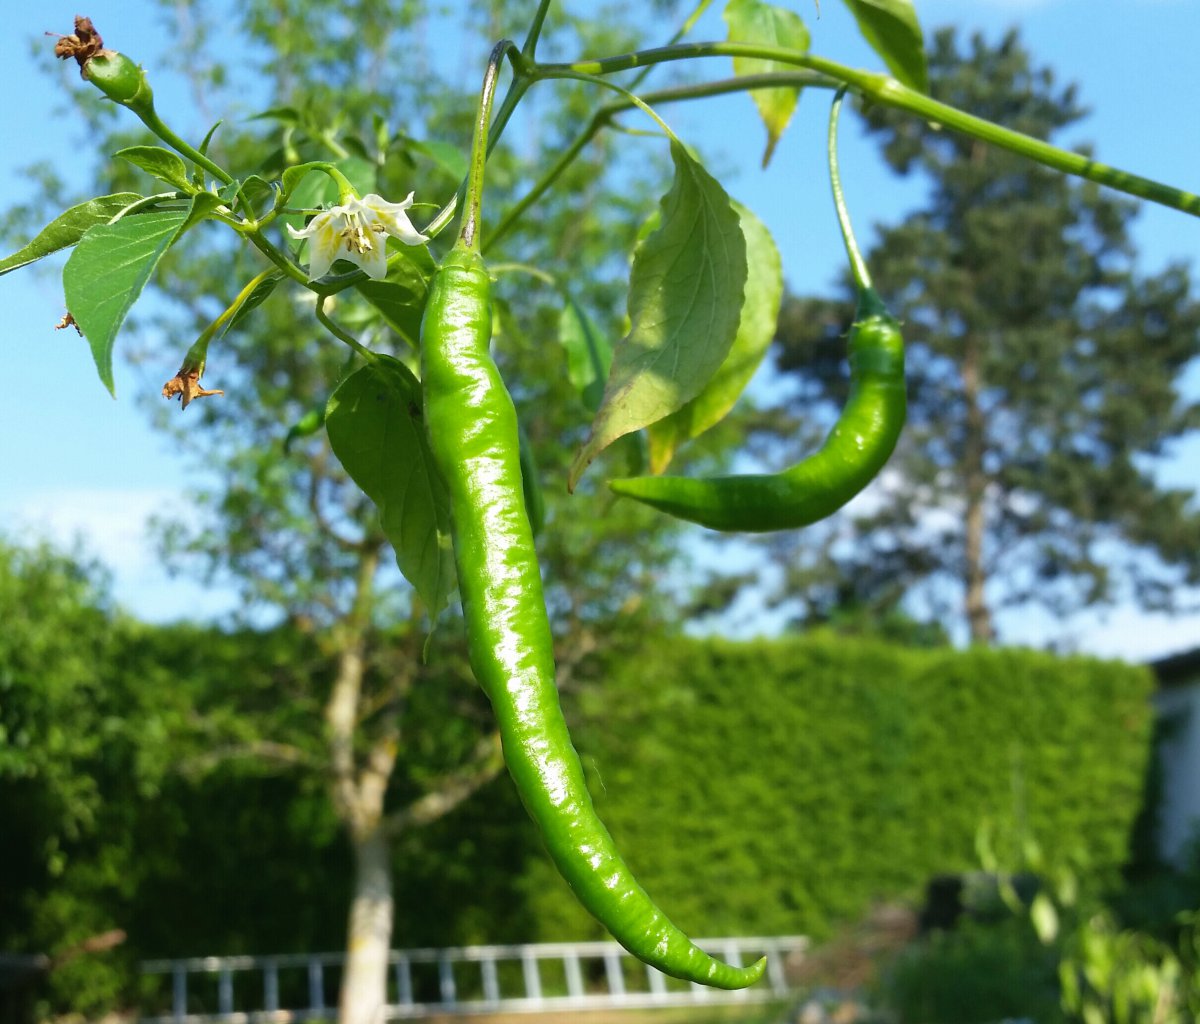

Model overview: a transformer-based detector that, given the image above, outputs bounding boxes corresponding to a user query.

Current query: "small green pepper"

[420,42,765,991]
[83,52,154,113]
[609,88,906,533]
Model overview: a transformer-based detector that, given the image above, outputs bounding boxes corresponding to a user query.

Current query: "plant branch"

[382,732,504,836]
[178,740,321,775]
[485,70,830,253]
[533,42,1200,217]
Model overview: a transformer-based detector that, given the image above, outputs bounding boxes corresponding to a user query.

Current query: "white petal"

[287,208,332,241]
[361,192,413,213]
[362,192,429,246]
[305,241,338,281]
[352,237,389,280]
[305,219,343,280]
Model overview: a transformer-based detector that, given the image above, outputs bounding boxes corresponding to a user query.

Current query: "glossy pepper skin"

[420,245,765,989]
[608,286,905,532]
[419,40,764,990]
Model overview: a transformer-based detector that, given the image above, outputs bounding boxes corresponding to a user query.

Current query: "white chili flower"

[288,192,428,281]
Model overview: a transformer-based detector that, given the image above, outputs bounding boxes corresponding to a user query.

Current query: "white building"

[1152,648,1200,867]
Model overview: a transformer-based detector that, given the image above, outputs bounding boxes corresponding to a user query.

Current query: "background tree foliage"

[0,538,1156,1016]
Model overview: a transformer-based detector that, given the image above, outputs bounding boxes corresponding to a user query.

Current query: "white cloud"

[1,487,175,568]
[0,487,237,622]
[1002,601,1200,664]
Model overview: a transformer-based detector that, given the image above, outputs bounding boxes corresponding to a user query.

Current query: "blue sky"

[0,0,1197,659]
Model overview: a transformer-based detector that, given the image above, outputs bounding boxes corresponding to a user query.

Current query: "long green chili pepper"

[608,88,905,533]
[420,42,766,990]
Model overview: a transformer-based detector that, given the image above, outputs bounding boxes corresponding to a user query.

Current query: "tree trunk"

[339,825,393,1024]
[962,331,995,644]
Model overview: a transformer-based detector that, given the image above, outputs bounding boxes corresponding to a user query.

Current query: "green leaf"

[647,201,782,473]
[62,207,191,395]
[568,143,748,490]
[558,297,612,413]
[723,0,811,167]
[406,139,468,181]
[356,245,436,346]
[198,120,223,157]
[841,0,927,92]
[179,192,227,235]
[236,175,277,217]
[226,275,281,333]
[283,407,325,453]
[115,146,194,191]
[0,193,143,277]
[325,355,455,618]
[250,105,302,124]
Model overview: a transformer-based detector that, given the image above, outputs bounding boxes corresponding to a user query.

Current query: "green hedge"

[503,633,1153,942]
[3,569,1154,1002]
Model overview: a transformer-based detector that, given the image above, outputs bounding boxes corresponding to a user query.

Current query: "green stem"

[316,296,377,361]
[486,261,559,286]
[521,0,554,59]
[135,106,235,186]
[184,268,281,369]
[627,0,713,91]
[532,69,682,144]
[828,88,871,292]
[423,46,523,245]
[460,40,514,252]
[322,164,358,203]
[485,71,832,254]
[536,42,1200,217]
[108,191,189,221]
[485,117,600,256]
[245,230,310,287]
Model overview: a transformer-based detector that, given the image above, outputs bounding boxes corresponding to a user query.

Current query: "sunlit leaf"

[647,201,782,472]
[723,0,811,166]
[62,206,192,395]
[0,193,142,277]
[841,0,927,92]
[1030,892,1060,944]
[115,146,193,191]
[568,143,747,489]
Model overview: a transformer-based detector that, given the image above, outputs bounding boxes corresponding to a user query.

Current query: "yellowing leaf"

[723,0,811,167]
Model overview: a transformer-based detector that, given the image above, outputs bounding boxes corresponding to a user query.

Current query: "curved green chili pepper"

[420,43,765,990]
[608,88,905,533]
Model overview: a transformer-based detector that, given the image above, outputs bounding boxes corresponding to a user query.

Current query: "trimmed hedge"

[505,632,1153,942]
